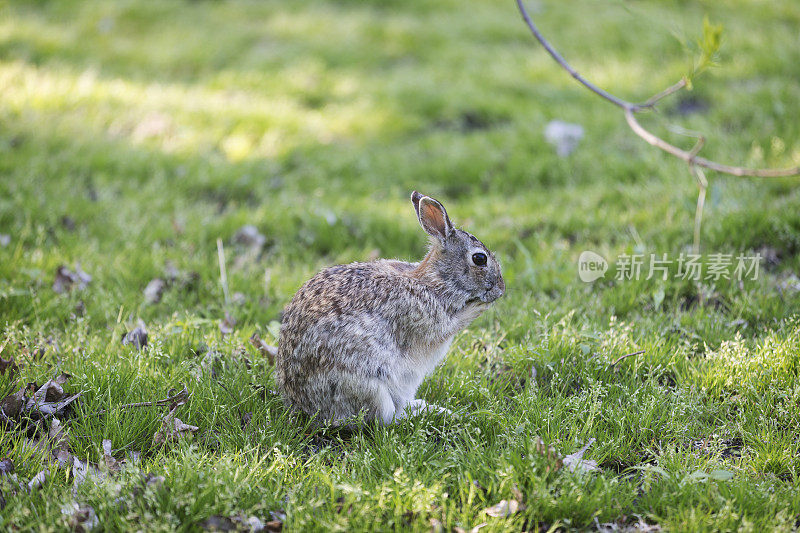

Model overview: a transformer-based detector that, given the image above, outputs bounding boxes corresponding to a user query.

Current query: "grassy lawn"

[1,0,800,530]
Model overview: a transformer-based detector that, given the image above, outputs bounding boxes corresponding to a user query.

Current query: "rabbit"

[275,191,505,426]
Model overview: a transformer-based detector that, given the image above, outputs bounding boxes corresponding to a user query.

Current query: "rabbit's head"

[411,191,505,306]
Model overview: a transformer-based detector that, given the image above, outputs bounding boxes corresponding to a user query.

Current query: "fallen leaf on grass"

[0,458,13,476]
[53,264,92,293]
[0,356,19,378]
[26,386,82,418]
[201,514,271,532]
[28,470,47,491]
[532,436,600,475]
[144,473,165,488]
[153,408,199,447]
[249,333,277,365]
[2,373,81,420]
[62,502,99,532]
[49,418,70,454]
[483,499,522,518]
[102,440,121,472]
[201,515,236,531]
[31,392,82,418]
[122,320,148,350]
[72,456,90,489]
[563,438,599,474]
[144,278,166,304]
[264,518,283,532]
[31,372,71,403]
[1,387,26,419]
[233,225,266,250]
[219,313,236,336]
[454,522,487,533]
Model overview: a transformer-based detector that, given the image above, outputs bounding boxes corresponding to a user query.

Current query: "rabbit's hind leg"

[323,372,397,426]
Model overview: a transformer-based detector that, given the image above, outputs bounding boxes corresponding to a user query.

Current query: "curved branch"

[515,0,650,112]
[516,0,800,179]
[624,109,800,177]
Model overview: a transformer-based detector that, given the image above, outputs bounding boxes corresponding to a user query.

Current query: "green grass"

[1,0,799,531]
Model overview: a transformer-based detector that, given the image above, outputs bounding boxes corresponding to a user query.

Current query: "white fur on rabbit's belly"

[389,337,454,408]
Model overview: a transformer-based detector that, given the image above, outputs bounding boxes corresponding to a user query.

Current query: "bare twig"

[516,0,800,248]
[610,350,645,368]
[622,109,799,177]
[86,385,189,419]
[643,79,688,108]
[515,0,653,112]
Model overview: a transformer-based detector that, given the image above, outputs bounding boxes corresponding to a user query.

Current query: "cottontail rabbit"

[275,191,505,425]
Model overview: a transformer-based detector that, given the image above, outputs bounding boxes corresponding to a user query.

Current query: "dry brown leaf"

[0,356,19,378]
[233,225,266,249]
[26,391,82,418]
[1,387,26,418]
[31,376,67,404]
[122,321,148,350]
[511,484,523,503]
[53,264,92,293]
[483,499,522,518]
[201,515,237,531]
[55,449,73,468]
[249,333,277,365]
[28,470,47,491]
[144,278,166,304]
[102,440,121,472]
[50,418,70,453]
[0,457,14,476]
[153,408,199,447]
[219,313,236,336]
[62,502,99,532]
[563,438,599,474]
[264,518,283,532]
[72,456,90,489]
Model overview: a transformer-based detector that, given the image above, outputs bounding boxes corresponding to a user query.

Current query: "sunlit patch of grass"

[0,61,398,161]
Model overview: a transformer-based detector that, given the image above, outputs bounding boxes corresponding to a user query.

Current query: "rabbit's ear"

[411,191,453,241]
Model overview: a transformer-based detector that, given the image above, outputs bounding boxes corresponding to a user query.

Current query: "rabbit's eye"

[472,252,487,266]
